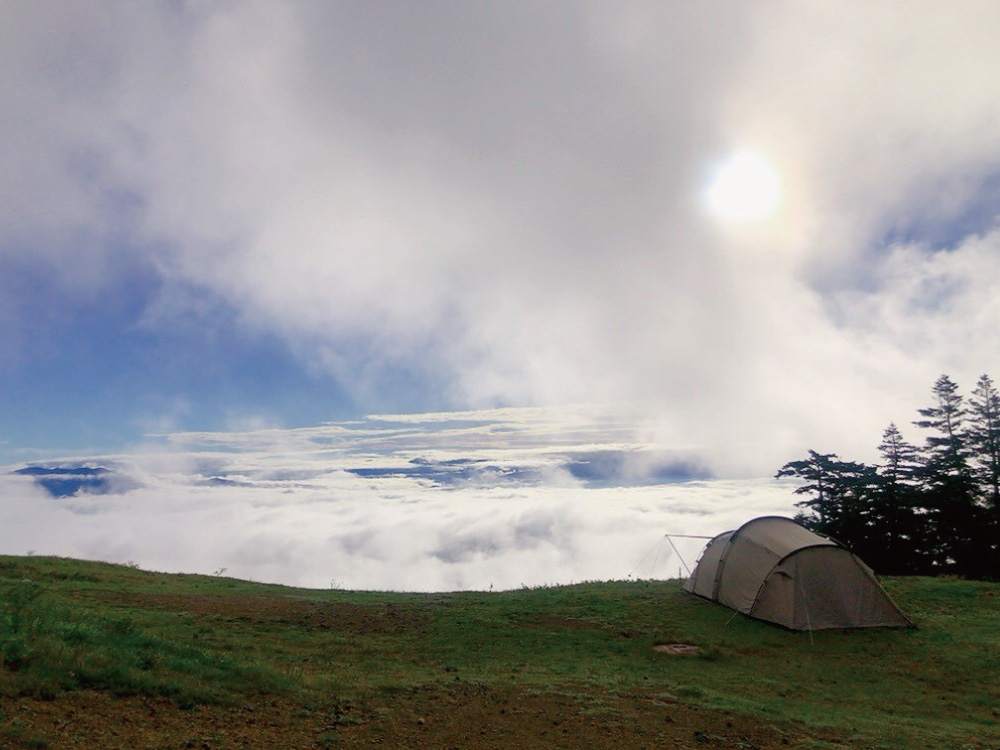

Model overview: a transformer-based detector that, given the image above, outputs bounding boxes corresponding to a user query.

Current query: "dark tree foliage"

[871,424,927,574]
[913,375,970,474]
[911,375,984,576]
[776,450,845,525]
[777,374,1000,579]
[968,374,1000,571]
[777,451,879,561]
[877,423,921,486]
[968,374,1000,513]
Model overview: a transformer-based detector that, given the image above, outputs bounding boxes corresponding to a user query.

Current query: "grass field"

[1,555,998,749]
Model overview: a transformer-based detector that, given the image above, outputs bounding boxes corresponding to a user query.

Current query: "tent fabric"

[684,531,732,600]
[683,516,912,630]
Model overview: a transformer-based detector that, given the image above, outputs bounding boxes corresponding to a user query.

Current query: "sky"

[1,2,1000,589]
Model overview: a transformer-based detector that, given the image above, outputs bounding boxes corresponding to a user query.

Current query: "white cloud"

[831,228,1000,409]
[0,469,795,592]
[1,2,998,473]
[0,408,798,590]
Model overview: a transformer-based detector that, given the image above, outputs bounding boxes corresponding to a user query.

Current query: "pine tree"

[967,374,1000,576]
[776,450,840,525]
[776,450,879,558]
[878,423,922,486]
[912,374,984,574]
[772,374,1000,578]
[872,423,926,573]
[913,374,970,475]
[967,374,1000,512]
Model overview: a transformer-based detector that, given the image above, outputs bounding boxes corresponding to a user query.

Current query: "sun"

[705,151,783,222]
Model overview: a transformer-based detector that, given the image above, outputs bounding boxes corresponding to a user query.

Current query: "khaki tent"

[683,516,912,630]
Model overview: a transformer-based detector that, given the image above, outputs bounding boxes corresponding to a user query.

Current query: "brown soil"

[652,643,702,655]
[3,684,837,750]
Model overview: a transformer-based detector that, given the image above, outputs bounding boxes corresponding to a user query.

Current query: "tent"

[683,516,912,630]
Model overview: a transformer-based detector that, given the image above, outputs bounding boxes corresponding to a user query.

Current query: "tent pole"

[665,535,694,577]
[797,574,815,645]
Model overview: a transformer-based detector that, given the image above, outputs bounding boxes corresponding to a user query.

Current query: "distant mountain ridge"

[15,466,111,477]
[13,465,119,497]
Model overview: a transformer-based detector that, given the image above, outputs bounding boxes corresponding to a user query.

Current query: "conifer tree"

[967,374,1000,576]
[872,423,925,573]
[776,450,840,525]
[775,374,1000,578]
[913,374,970,476]
[912,374,983,574]
[776,450,878,556]
[967,374,1000,512]
[877,422,922,485]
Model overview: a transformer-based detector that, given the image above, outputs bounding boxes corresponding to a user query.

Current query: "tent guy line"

[628,533,715,580]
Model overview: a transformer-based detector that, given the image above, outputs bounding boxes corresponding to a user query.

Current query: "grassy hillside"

[1,555,998,749]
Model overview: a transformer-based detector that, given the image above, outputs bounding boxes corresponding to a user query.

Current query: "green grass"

[2,555,999,749]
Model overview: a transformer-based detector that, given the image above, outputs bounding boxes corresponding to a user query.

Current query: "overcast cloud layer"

[3,2,1000,471]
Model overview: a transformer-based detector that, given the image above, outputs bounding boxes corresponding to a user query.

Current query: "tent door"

[752,569,795,628]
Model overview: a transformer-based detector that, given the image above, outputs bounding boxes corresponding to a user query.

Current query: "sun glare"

[706,151,783,222]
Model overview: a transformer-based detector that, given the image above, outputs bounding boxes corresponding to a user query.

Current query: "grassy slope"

[1,555,998,749]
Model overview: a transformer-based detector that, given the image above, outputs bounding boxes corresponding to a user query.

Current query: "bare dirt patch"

[3,684,841,750]
[652,643,702,655]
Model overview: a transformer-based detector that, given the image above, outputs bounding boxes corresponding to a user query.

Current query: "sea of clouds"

[1,405,798,591]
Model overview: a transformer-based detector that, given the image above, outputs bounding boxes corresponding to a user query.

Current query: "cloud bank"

[1,406,797,590]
